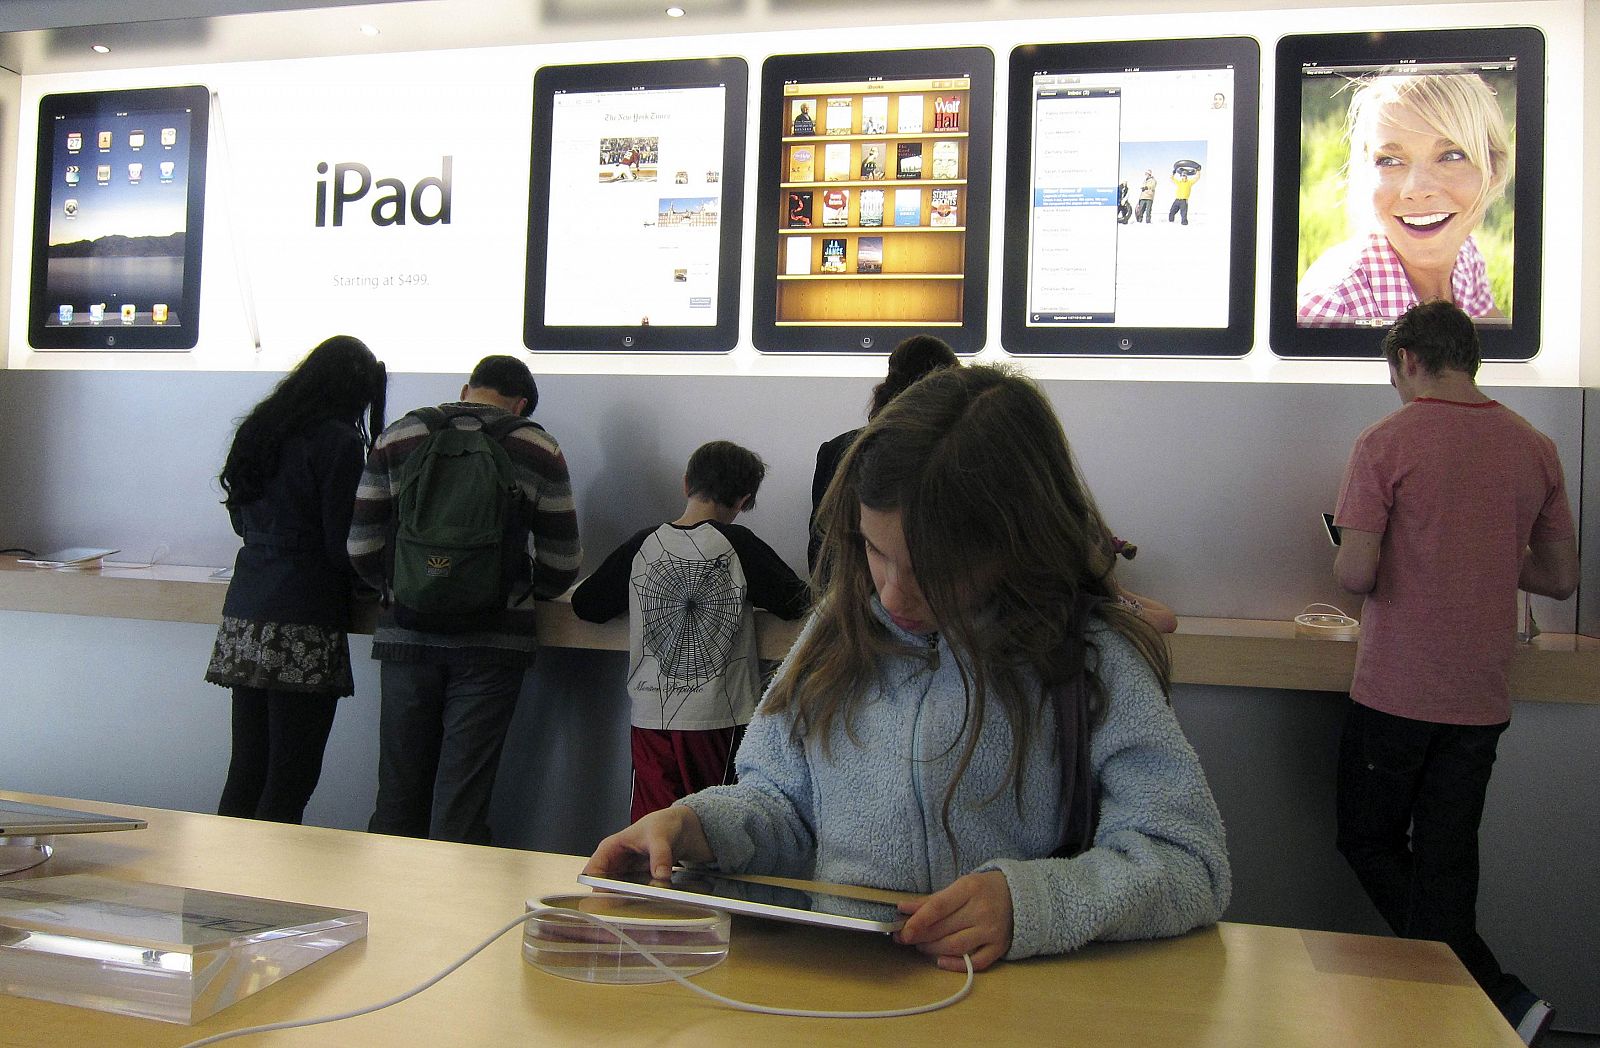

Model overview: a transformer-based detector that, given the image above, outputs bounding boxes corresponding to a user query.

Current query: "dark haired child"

[573,440,810,820]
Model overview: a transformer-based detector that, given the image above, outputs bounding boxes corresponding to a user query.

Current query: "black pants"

[218,686,339,824]
[368,659,525,845]
[1335,701,1526,1009]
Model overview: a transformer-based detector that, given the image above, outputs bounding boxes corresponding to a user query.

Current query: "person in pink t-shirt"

[1332,301,1577,1046]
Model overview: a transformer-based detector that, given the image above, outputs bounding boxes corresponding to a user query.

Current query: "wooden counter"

[0,790,1524,1048]
[3,557,1597,703]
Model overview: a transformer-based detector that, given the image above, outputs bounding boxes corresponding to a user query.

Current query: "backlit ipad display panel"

[1270,28,1544,360]
[524,57,748,352]
[29,86,210,351]
[1001,37,1259,356]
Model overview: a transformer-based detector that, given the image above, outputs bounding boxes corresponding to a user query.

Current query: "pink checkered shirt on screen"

[1297,233,1497,321]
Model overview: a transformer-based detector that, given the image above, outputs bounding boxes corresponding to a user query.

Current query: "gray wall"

[0,369,1582,628]
[0,368,1593,1029]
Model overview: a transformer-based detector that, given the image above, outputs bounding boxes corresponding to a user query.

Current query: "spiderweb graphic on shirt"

[631,545,747,727]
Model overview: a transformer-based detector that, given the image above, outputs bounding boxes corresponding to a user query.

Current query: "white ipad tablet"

[16,547,119,567]
[576,869,907,934]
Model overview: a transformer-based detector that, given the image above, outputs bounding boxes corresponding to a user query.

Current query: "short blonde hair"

[1346,72,1512,224]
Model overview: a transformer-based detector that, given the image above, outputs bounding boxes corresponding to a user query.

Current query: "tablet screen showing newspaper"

[576,869,906,933]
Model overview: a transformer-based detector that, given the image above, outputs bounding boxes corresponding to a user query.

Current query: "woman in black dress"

[206,335,386,823]
[808,335,958,573]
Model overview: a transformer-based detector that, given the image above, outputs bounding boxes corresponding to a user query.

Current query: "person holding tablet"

[206,335,386,824]
[587,365,1230,972]
[1297,72,1511,322]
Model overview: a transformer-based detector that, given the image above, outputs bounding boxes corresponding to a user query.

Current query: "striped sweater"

[348,401,581,663]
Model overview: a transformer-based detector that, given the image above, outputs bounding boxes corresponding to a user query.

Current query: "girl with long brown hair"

[586,365,1228,971]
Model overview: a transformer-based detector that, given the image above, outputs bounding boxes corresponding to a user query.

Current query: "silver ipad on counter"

[0,800,147,837]
[576,869,906,933]
[15,547,119,567]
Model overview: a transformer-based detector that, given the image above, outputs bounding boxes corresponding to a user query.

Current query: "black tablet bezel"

[29,85,210,352]
[999,36,1259,358]
[1269,27,1545,361]
[523,56,748,353]
[752,46,995,355]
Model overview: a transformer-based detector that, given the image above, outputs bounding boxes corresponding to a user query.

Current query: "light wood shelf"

[781,179,967,189]
[4,558,1595,704]
[779,273,964,281]
[780,225,965,234]
[775,319,963,327]
[782,131,969,143]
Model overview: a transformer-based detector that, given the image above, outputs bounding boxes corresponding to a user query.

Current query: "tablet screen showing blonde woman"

[1271,28,1543,361]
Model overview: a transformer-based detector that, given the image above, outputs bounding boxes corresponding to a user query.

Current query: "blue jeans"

[1335,700,1526,1010]
[369,659,526,844]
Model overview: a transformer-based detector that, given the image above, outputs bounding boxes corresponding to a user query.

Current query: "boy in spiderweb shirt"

[572,441,810,820]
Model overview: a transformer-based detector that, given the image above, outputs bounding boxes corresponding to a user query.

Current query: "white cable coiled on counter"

[1293,603,1359,641]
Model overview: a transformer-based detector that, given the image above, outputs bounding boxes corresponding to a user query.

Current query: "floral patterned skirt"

[205,616,354,697]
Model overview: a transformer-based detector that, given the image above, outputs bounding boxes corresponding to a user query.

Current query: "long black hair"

[219,335,386,508]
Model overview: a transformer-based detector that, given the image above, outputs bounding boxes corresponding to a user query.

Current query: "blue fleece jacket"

[679,601,1231,959]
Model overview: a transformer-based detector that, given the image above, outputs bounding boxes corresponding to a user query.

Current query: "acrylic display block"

[523,892,729,984]
[0,874,366,1024]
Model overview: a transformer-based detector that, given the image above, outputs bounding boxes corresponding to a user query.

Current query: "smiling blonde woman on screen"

[1298,73,1511,322]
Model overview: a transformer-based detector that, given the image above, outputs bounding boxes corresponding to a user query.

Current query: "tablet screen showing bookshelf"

[1000,38,1258,356]
[524,57,747,352]
[29,86,209,351]
[754,47,994,354]
[1270,28,1544,360]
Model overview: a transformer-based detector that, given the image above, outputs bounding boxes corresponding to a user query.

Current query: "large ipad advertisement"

[1271,28,1545,360]
[1001,37,1259,356]
[753,47,994,354]
[524,58,747,352]
[29,86,210,351]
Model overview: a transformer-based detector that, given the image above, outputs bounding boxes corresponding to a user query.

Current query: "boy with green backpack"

[349,356,581,844]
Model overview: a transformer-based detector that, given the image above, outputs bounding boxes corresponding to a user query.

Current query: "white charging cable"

[176,906,975,1046]
[100,543,172,570]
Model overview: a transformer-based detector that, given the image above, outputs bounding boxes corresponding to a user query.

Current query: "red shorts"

[629,725,746,822]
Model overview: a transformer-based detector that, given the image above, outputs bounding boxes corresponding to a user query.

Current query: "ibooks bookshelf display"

[524,57,748,352]
[1269,28,1545,361]
[1001,37,1259,356]
[754,48,994,354]
[0,874,366,1024]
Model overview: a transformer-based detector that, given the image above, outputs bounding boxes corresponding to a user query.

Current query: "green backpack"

[389,407,535,632]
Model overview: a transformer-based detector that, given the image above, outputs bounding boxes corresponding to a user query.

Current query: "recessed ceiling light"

[91,44,112,54]
[358,23,380,36]
[665,6,685,16]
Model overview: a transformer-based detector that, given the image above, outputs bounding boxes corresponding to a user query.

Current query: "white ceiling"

[0,0,969,74]
[0,0,1500,76]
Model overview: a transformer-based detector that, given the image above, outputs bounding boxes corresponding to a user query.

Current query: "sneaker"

[1504,991,1554,1047]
